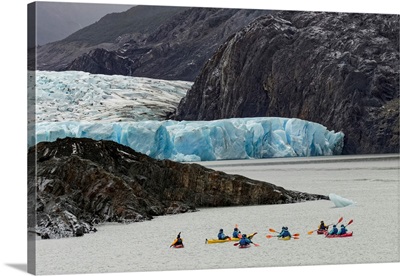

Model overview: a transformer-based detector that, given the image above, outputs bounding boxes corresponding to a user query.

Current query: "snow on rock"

[32,117,344,161]
[28,70,192,123]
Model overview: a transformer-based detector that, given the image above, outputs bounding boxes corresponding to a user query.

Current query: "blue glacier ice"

[31,117,344,162]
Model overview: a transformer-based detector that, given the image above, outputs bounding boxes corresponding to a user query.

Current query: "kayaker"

[277,226,291,238]
[239,234,252,246]
[232,227,241,238]
[328,225,338,235]
[170,232,183,247]
[318,221,328,231]
[218,229,231,240]
[337,224,348,235]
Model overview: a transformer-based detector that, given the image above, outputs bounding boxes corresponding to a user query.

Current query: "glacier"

[28,70,193,123]
[31,117,344,162]
[28,71,344,162]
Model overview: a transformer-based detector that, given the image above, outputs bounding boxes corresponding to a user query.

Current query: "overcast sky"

[34,2,134,45]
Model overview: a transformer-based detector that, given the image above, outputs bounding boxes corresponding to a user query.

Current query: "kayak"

[325,232,353,238]
[206,232,257,244]
[278,236,291,241]
[317,230,328,235]
[206,237,239,244]
[238,244,251,249]
[170,237,184,248]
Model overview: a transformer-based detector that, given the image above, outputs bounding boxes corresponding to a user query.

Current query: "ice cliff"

[32,117,344,162]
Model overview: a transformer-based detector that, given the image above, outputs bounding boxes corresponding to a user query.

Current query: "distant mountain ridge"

[35,2,134,46]
[35,5,272,81]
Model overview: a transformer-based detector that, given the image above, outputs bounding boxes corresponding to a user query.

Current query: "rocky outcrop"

[36,6,271,81]
[28,137,327,239]
[173,11,399,154]
[66,48,136,75]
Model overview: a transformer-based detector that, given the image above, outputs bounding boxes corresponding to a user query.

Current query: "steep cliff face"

[28,137,327,239]
[173,11,399,154]
[37,6,271,81]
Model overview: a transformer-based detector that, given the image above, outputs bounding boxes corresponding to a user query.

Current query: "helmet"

[242,234,247,238]
[320,221,324,224]
[282,226,285,229]
[234,228,238,231]
[341,224,345,227]
[219,229,223,232]
[333,225,337,227]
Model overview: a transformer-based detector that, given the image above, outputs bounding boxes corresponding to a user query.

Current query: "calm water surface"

[36,155,399,275]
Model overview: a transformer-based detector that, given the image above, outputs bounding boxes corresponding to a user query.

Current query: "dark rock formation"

[28,137,327,239]
[36,6,272,81]
[67,48,136,76]
[173,11,399,154]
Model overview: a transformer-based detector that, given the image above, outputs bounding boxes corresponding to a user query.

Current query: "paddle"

[234,242,260,246]
[345,219,353,227]
[307,217,343,235]
[266,233,299,238]
[170,239,177,248]
[269,228,300,236]
[266,234,299,239]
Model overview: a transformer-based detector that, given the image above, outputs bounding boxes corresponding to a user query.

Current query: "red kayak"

[325,232,353,238]
[317,230,327,235]
[172,244,184,248]
[238,244,251,249]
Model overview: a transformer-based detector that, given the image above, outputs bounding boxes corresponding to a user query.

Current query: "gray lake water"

[35,154,400,275]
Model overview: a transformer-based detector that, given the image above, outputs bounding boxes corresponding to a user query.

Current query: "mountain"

[33,5,187,71]
[28,137,327,239]
[35,6,271,81]
[35,2,134,46]
[173,11,400,154]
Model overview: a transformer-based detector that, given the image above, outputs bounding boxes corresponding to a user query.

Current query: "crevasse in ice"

[31,117,344,162]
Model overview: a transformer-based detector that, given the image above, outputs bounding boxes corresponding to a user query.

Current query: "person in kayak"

[337,224,348,235]
[218,229,231,240]
[239,234,253,246]
[277,226,291,238]
[328,225,338,235]
[170,232,183,247]
[232,227,241,238]
[318,221,328,231]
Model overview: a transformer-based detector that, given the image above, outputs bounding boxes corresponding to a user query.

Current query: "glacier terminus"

[32,117,344,162]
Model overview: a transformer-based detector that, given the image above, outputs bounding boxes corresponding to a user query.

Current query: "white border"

[0,0,399,276]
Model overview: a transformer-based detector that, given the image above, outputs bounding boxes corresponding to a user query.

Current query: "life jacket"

[232,230,240,238]
[239,237,250,245]
[175,238,183,245]
[329,227,338,235]
[281,230,291,238]
[338,227,347,235]
[218,232,225,240]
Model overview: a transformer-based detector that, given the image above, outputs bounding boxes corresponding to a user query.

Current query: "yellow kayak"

[205,237,239,244]
[278,236,291,240]
[205,232,257,244]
